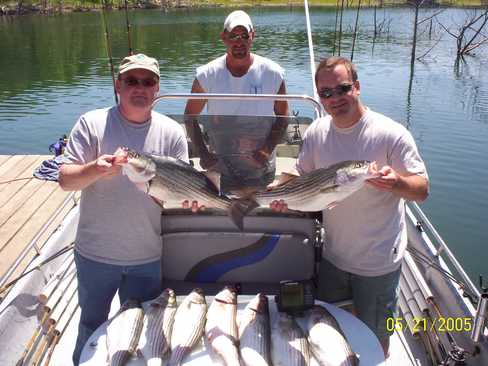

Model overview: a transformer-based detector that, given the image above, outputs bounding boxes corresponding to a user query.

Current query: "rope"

[0,177,34,185]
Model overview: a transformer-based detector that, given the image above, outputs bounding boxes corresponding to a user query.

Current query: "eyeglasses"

[122,77,158,88]
[227,33,250,41]
[318,83,354,99]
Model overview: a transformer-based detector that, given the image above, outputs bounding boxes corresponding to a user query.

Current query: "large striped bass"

[253,160,379,212]
[169,288,207,366]
[121,148,257,230]
[238,293,271,366]
[139,289,177,366]
[121,148,377,226]
[205,287,242,366]
[271,311,310,366]
[301,305,358,366]
[106,299,144,366]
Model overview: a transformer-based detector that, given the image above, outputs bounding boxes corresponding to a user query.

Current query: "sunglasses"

[227,33,250,41]
[122,77,158,88]
[318,83,354,99]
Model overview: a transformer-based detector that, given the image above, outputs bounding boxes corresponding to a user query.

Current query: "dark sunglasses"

[318,83,354,99]
[227,33,250,41]
[122,77,158,88]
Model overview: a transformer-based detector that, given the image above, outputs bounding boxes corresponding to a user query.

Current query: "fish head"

[189,288,206,305]
[120,298,142,311]
[335,160,379,188]
[248,293,268,314]
[166,288,177,308]
[215,286,237,305]
[121,148,157,183]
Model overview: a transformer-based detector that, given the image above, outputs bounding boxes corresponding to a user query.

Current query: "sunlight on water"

[0,7,487,282]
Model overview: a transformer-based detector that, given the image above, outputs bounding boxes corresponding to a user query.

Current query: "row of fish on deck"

[106,287,358,366]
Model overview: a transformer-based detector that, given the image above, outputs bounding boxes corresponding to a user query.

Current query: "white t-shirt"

[65,106,188,265]
[297,109,428,276]
[196,54,285,116]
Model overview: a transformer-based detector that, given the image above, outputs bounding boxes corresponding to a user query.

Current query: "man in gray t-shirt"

[59,54,189,365]
[271,57,429,357]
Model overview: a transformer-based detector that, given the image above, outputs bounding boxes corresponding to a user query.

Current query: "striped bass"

[254,160,379,212]
[271,311,310,366]
[238,293,271,366]
[121,148,377,226]
[139,289,177,366]
[120,148,257,230]
[105,299,144,366]
[205,287,242,366]
[301,305,358,366]
[169,288,207,366]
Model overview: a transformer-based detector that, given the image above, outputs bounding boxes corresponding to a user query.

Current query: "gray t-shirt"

[65,106,188,265]
[297,109,428,276]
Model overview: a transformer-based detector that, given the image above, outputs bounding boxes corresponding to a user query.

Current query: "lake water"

[0,6,487,285]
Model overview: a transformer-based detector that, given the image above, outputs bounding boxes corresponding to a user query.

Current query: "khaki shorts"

[316,258,401,342]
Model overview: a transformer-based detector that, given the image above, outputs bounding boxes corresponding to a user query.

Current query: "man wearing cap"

[184,10,289,190]
[59,53,188,365]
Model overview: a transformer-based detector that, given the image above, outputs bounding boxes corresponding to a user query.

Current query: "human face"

[222,26,254,60]
[116,69,159,111]
[316,65,361,124]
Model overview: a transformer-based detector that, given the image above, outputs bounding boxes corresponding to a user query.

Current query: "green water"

[0,7,487,285]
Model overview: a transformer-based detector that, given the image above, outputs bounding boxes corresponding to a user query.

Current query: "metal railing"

[152,93,325,118]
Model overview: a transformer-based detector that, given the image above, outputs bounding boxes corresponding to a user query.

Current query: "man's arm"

[58,155,122,191]
[367,167,429,202]
[184,79,218,169]
[273,81,289,116]
[254,81,290,165]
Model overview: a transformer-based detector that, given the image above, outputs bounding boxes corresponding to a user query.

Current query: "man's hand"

[252,148,271,167]
[269,199,288,213]
[366,165,398,192]
[95,154,124,179]
[182,200,206,213]
[367,165,429,202]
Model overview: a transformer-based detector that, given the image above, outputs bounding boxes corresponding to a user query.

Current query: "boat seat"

[160,209,319,295]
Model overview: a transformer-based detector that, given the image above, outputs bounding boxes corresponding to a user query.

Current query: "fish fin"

[326,201,338,210]
[203,170,221,193]
[151,196,165,209]
[229,198,259,230]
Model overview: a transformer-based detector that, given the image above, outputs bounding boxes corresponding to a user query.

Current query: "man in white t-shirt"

[59,54,190,365]
[184,10,289,192]
[271,56,429,356]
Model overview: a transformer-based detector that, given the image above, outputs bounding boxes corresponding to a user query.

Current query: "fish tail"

[228,198,259,230]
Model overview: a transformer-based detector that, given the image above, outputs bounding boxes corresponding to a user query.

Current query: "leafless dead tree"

[438,9,488,61]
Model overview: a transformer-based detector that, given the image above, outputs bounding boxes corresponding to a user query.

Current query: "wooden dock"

[0,155,79,288]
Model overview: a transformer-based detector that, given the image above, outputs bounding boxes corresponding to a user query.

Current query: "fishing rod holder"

[471,276,488,343]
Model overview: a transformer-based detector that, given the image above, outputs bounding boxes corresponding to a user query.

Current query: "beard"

[231,46,249,59]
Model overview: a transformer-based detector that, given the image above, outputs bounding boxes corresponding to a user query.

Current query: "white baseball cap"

[224,10,253,33]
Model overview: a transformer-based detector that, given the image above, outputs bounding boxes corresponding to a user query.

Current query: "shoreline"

[1,0,486,17]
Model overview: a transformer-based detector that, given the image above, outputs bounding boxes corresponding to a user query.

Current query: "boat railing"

[152,93,326,118]
[0,192,78,300]
[407,202,480,300]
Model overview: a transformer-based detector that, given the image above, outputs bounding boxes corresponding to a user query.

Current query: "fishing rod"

[100,0,118,104]
[0,243,74,297]
[124,0,133,55]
